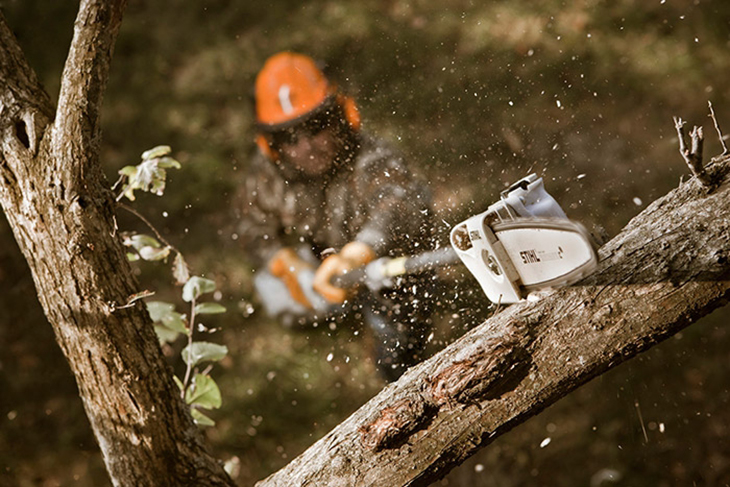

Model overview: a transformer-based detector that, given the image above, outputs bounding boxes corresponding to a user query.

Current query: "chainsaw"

[254,173,598,321]
[449,173,598,304]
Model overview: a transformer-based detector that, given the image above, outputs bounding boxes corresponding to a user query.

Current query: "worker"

[236,52,435,381]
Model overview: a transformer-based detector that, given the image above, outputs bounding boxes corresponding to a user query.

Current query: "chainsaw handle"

[331,266,367,289]
[331,247,459,291]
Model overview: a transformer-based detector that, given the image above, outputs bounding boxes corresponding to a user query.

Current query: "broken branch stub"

[674,116,712,187]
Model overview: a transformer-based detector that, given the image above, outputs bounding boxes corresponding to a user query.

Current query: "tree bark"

[257,157,730,486]
[0,3,233,487]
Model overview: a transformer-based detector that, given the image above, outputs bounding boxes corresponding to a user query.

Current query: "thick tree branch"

[53,0,127,186]
[258,155,730,486]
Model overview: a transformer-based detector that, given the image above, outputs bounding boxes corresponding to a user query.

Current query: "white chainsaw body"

[450,174,598,304]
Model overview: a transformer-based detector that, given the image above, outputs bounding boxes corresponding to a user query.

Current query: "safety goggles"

[267,108,339,148]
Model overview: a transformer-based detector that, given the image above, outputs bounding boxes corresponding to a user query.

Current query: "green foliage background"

[1,0,729,485]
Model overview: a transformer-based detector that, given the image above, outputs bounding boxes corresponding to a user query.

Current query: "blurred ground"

[1,1,730,486]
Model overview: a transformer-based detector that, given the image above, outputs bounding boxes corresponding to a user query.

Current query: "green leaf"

[118,165,140,201]
[122,187,137,201]
[157,156,181,169]
[185,373,222,409]
[190,408,215,427]
[194,302,226,315]
[147,301,187,334]
[172,375,184,391]
[118,149,181,201]
[122,290,155,306]
[139,245,171,261]
[119,165,138,177]
[181,341,228,368]
[124,234,161,251]
[182,276,217,302]
[142,145,172,160]
[160,312,187,334]
[146,301,175,322]
[154,324,181,344]
[126,252,140,262]
[172,253,190,285]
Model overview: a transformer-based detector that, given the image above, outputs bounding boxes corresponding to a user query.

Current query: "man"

[237,52,434,381]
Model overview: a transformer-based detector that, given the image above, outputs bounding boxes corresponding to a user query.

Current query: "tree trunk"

[0,3,233,486]
[257,156,730,486]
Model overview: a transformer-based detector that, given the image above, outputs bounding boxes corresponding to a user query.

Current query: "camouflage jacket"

[237,134,434,267]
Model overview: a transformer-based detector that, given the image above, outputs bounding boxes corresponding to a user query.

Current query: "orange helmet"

[255,52,334,129]
[254,52,361,159]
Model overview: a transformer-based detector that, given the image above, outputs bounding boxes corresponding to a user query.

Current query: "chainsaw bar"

[492,218,598,291]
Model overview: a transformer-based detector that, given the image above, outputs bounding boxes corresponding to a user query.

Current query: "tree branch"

[258,155,730,486]
[52,0,128,188]
[708,101,729,156]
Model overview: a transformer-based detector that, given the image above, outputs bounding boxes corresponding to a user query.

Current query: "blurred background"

[1,0,729,485]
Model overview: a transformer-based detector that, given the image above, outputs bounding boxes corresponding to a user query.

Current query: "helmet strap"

[338,95,361,131]
[256,134,278,160]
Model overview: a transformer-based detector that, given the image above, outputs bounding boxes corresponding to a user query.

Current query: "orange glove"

[268,248,315,308]
[313,241,376,304]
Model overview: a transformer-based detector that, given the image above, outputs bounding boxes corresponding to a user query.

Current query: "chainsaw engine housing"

[450,174,598,304]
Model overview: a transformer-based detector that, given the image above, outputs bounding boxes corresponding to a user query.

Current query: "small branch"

[111,173,126,195]
[112,289,156,311]
[708,101,729,156]
[181,297,198,400]
[118,202,179,253]
[673,116,712,187]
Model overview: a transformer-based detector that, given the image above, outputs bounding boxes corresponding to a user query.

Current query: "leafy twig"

[116,147,224,426]
[115,145,181,202]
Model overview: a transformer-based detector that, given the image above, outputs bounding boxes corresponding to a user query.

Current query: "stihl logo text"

[520,250,541,264]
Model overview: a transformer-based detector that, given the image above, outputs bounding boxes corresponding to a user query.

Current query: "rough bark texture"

[258,156,730,486]
[0,3,233,487]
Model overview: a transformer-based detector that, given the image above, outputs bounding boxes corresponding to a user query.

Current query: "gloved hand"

[313,241,376,303]
[268,247,315,308]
